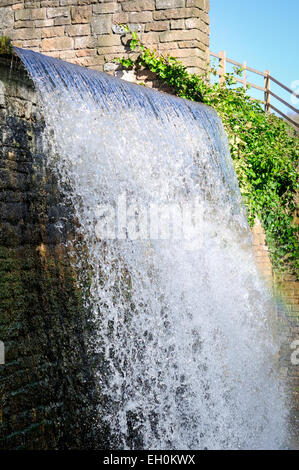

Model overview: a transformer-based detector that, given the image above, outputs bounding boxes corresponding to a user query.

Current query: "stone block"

[54,16,71,25]
[66,24,91,37]
[35,19,55,28]
[113,12,129,24]
[153,7,200,20]
[30,8,47,20]
[15,10,31,21]
[170,19,184,29]
[0,7,14,30]
[13,28,40,40]
[129,11,153,23]
[41,36,73,51]
[39,26,65,38]
[93,3,120,14]
[97,34,121,47]
[74,35,97,49]
[70,6,92,24]
[187,0,209,11]
[15,20,35,29]
[159,28,199,42]
[47,7,69,19]
[145,21,169,32]
[91,15,112,35]
[122,1,155,12]
[156,0,185,9]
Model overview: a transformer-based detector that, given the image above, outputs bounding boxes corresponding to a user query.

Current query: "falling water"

[16,48,287,450]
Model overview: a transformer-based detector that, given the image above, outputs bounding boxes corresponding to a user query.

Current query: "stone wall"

[0,0,210,75]
[0,53,107,449]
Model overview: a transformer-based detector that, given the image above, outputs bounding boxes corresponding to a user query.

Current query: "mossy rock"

[0,37,12,56]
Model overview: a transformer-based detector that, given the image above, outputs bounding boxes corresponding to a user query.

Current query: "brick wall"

[252,220,299,447]
[0,0,210,75]
[0,54,107,449]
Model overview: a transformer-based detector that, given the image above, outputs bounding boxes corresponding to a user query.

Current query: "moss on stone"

[0,37,12,56]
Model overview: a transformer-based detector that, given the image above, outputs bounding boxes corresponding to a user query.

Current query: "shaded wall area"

[0,54,104,449]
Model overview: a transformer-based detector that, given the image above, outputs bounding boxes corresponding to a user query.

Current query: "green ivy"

[114,32,298,276]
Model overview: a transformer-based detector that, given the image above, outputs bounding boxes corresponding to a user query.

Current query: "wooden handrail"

[270,104,299,128]
[269,90,299,115]
[269,75,299,99]
[210,50,299,125]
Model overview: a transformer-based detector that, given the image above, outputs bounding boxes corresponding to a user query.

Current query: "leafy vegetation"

[114,31,298,275]
[0,36,12,56]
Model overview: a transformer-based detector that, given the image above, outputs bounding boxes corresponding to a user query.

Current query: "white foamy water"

[16,48,288,450]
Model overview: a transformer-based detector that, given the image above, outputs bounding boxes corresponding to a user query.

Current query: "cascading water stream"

[15,47,287,450]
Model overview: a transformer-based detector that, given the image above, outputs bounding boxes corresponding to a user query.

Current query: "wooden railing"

[210,51,299,129]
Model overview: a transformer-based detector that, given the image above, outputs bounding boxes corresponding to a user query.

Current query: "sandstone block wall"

[0,0,210,75]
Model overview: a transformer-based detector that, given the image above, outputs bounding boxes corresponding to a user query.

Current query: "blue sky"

[210,0,299,116]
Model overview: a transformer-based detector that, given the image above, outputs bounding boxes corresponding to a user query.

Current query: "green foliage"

[0,36,12,56]
[115,33,299,275]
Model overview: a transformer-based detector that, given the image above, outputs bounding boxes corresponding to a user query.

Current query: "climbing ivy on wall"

[115,32,299,276]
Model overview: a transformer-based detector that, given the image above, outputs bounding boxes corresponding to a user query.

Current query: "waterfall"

[15,47,288,450]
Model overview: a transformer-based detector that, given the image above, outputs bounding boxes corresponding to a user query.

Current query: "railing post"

[264,70,270,114]
[219,50,226,85]
[243,61,247,89]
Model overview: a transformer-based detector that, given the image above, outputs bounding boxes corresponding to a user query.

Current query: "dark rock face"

[0,55,103,450]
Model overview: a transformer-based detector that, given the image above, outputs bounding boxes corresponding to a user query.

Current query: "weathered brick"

[185,17,206,31]
[76,48,97,57]
[181,56,204,67]
[13,28,40,40]
[129,11,153,23]
[0,7,14,30]
[74,35,97,49]
[157,41,178,50]
[96,45,125,54]
[170,19,184,29]
[153,7,200,20]
[178,39,206,50]
[159,28,199,42]
[140,31,159,44]
[41,36,73,51]
[25,1,42,7]
[93,2,120,14]
[145,21,169,32]
[35,19,55,28]
[40,26,65,38]
[59,50,76,59]
[156,0,185,9]
[54,16,71,25]
[97,34,121,47]
[12,3,24,10]
[169,47,206,60]
[15,20,35,29]
[21,39,41,48]
[15,9,31,21]
[122,1,155,11]
[91,15,112,35]
[66,24,90,36]
[30,8,47,20]
[113,12,129,24]
[70,6,92,24]
[47,7,69,18]
[40,1,60,6]
[186,0,209,11]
